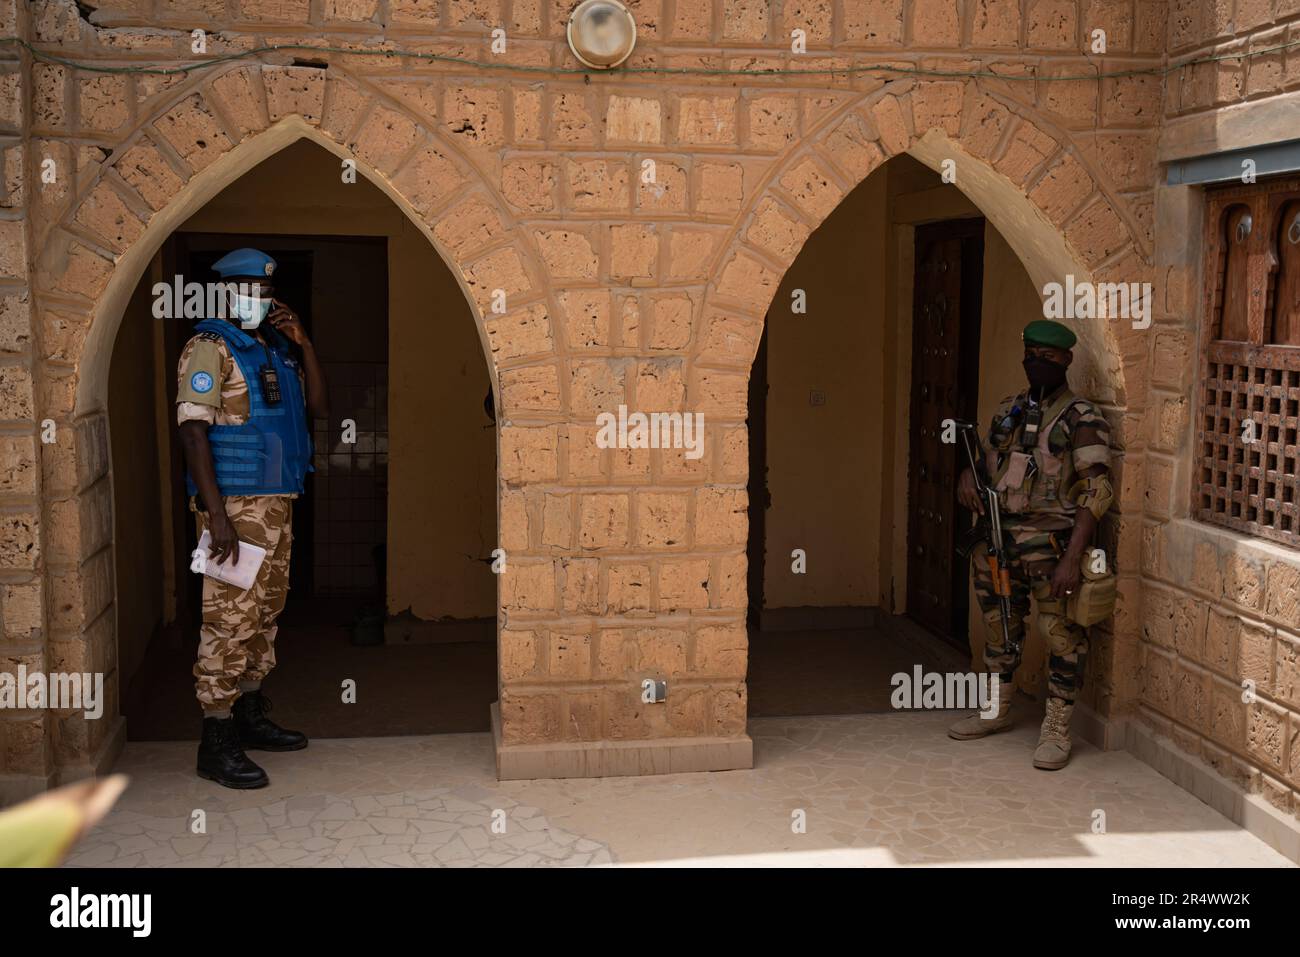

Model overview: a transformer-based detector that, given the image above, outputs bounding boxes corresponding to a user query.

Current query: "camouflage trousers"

[971,531,1088,702]
[192,495,293,716]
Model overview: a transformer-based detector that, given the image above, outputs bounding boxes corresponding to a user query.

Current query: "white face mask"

[233,294,273,329]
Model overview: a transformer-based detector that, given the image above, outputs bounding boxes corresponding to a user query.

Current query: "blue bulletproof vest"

[184,319,314,497]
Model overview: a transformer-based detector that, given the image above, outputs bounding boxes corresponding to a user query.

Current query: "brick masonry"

[0,0,1290,813]
[1136,0,1300,825]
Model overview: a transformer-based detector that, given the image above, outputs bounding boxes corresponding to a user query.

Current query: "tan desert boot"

[1032,696,1074,770]
[947,679,1014,740]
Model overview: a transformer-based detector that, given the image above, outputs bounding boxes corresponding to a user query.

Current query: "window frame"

[1195,176,1300,547]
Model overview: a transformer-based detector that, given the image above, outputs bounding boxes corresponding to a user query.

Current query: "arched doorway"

[688,82,1140,732]
[107,139,498,740]
[745,153,1060,714]
[26,69,1145,783]
[35,62,558,774]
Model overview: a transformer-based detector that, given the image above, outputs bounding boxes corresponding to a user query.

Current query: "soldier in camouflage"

[948,319,1114,770]
[177,248,328,789]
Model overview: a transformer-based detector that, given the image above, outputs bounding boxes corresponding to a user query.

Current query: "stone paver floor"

[66,712,1295,867]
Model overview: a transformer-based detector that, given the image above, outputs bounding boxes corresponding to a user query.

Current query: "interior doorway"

[171,232,391,613]
[743,155,1039,717]
[906,219,984,649]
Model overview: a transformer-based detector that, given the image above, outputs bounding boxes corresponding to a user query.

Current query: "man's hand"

[1049,552,1081,600]
[267,300,310,348]
[208,509,241,567]
[957,467,985,515]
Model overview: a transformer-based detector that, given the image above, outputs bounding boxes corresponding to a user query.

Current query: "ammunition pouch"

[1023,558,1058,579]
[988,389,1080,516]
[1066,551,1117,626]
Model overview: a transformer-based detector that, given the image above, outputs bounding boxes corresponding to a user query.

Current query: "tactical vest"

[185,319,314,498]
[985,387,1081,516]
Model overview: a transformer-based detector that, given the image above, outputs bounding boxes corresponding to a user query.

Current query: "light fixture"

[567,0,637,70]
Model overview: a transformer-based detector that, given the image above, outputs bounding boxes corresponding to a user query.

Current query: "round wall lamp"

[567,0,637,70]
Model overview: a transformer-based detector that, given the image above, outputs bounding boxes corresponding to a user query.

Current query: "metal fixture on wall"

[567,0,637,70]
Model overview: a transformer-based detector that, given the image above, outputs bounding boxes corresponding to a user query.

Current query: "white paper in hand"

[195,530,267,591]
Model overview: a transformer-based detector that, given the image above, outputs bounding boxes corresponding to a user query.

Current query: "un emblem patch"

[190,371,214,394]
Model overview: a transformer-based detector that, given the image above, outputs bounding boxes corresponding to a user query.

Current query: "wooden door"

[907,219,984,645]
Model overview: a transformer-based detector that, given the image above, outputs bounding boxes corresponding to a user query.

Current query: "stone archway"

[13,64,1155,789]
[32,64,552,782]
[47,65,555,412]
[687,78,1149,742]
[691,79,1144,401]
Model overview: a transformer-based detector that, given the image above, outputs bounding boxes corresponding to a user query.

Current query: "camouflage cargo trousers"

[192,495,293,716]
[971,529,1088,702]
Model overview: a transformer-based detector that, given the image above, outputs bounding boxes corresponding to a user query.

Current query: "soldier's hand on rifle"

[1049,554,1081,600]
[957,468,984,515]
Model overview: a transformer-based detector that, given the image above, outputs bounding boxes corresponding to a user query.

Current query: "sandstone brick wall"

[1134,1,1300,825]
[0,0,1167,790]
[1166,0,1300,117]
[1139,520,1300,813]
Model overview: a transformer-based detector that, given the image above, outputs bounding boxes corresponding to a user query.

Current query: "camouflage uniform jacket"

[984,385,1111,537]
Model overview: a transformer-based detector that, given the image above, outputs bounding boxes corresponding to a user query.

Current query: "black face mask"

[1023,356,1068,393]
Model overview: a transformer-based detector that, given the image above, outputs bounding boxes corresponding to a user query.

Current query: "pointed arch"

[30,64,553,779]
[690,78,1147,418]
[33,64,554,417]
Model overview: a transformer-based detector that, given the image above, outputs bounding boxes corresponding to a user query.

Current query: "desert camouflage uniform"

[973,384,1111,702]
[177,327,302,717]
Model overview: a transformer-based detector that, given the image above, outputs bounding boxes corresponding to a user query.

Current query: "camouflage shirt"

[985,385,1111,534]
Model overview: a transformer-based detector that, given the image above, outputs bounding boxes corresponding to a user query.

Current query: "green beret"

[1023,319,1077,350]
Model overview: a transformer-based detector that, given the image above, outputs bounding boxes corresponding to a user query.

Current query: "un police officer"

[177,248,328,789]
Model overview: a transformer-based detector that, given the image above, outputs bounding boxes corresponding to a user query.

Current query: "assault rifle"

[954,422,1018,658]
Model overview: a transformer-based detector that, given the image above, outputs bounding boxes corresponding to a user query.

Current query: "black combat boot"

[232,691,308,751]
[197,717,269,789]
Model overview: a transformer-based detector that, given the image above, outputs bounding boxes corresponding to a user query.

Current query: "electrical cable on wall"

[1,35,1297,82]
